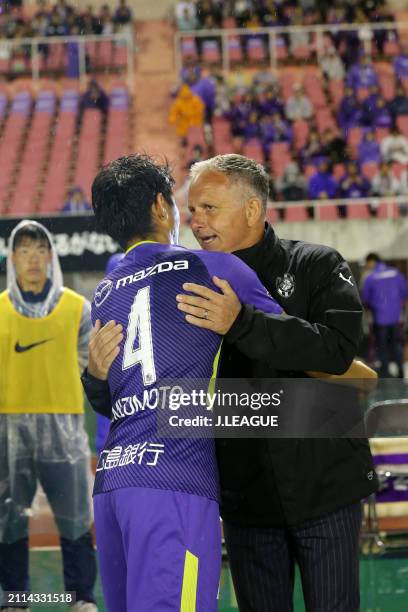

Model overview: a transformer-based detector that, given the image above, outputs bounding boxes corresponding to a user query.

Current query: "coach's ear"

[245,196,263,227]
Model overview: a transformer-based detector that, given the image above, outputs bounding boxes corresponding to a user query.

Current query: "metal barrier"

[0,32,135,91]
[175,21,408,74]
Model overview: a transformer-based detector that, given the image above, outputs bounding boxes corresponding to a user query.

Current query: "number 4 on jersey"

[122,286,156,386]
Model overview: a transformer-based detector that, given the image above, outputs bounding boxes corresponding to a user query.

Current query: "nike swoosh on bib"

[15,339,52,353]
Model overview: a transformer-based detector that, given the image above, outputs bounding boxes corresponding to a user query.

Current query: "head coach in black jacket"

[82,154,378,612]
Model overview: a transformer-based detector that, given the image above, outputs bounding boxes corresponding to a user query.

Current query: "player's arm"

[81,319,123,418]
[178,254,363,375]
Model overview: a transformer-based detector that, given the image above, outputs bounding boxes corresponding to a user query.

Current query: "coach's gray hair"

[189,154,269,210]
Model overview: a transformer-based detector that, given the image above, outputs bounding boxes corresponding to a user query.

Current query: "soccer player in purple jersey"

[89,154,282,612]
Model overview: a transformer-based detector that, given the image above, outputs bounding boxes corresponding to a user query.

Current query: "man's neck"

[18,278,48,294]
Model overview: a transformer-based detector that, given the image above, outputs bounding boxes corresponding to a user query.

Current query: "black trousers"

[373,323,404,378]
[224,502,362,612]
[0,532,97,606]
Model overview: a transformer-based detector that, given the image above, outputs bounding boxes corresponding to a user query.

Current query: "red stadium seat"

[293,120,309,150]
[266,206,280,223]
[317,203,339,220]
[228,36,243,63]
[347,201,370,219]
[243,139,263,163]
[347,127,364,156]
[376,200,400,219]
[397,116,408,138]
[202,41,221,64]
[285,205,309,222]
[181,37,198,60]
[247,37,267,62]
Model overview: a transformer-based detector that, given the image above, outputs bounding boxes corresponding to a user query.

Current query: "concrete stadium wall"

[179,218,408,262]
[25,0,176,20]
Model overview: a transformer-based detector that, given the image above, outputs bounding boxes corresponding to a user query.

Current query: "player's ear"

[152,193,169,221]
[245,197,263,227]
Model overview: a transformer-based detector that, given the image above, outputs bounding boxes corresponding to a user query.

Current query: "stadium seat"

[285,205,309,222]
[243,139,263,163]
[346,201,370,219]
[347,127,364,156]
[228,36,243,63]
[293,120,309,150]
[317,203,339,220]
[247,37,267,62]
[376,200,400,219]
[181,37,198,60]
[202,41,221,64]
[397,116,408,137]
[266,206,280,224]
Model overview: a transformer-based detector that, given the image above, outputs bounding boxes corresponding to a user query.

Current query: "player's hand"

[88,319,123,380]
[176,276,242,334]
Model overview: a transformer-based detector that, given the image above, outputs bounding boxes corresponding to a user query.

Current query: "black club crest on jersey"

[276,273,295,298]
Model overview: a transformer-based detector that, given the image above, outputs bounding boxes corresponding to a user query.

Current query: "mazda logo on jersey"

[276,273,295,298]
[95,279,113,307]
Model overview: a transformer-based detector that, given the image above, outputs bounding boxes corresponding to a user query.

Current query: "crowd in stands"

[174,0,398,64]
[175,0,392,32]
[0,0,132,40]
[172,33,408,216]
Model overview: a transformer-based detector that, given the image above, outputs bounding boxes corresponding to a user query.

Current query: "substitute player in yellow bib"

[0,220,97,612]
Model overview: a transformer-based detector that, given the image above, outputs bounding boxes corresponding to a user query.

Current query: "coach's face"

[188,169,262,253]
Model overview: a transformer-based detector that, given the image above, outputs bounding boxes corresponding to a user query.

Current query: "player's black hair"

[91,154,175,249]
[366,252,381,263]
[13,224,51,251]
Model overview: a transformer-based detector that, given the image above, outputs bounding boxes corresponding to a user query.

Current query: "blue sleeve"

[202,251,283,315]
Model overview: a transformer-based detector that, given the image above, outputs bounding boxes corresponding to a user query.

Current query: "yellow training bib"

[0,288,84,414]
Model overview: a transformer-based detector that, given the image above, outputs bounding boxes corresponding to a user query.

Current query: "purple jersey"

[91,242,282,501]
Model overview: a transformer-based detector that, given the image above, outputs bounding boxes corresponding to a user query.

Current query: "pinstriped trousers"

[223,502,362,612]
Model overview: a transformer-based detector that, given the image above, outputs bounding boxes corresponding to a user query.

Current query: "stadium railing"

[0,33,135,92]
[175,22,408,74]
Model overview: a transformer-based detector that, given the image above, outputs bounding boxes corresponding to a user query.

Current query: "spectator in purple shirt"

[258,87,284,117]
[260,113,292,160]
[346,55,379,90]
[227,92,257,139]
[362,252,408,378]
[366,96,392,128]
[361,85,380,124]
[337,87,363,134]
[191,74,216,124]
[308,160,337,200]
[358,130,381,164]
[338,161,371,198]
[393,42,408,80]
[300,129,326,167]
[243,110,261,141]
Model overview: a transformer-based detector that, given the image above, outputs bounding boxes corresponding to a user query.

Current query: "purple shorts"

[93,487,221,611]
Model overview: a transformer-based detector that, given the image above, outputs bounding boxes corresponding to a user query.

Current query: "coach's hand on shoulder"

[88,319,123,380]
[176,276,242,334]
